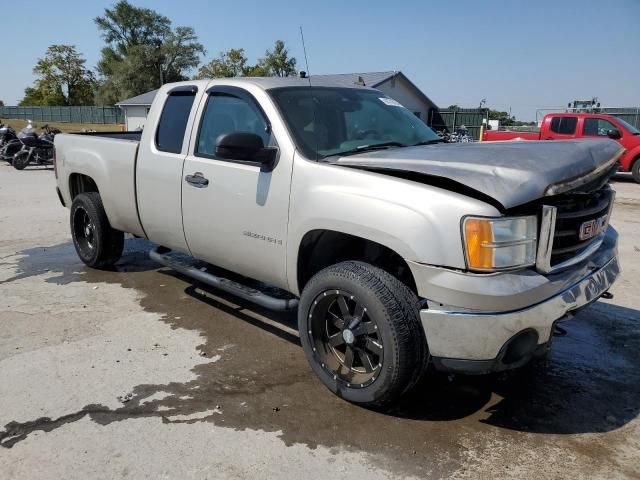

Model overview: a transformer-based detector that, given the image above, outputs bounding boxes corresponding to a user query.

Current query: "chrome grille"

[536,186,614,274]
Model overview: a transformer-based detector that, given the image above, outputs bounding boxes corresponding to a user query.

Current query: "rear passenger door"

[546,116,578,140]
[136,86,199,252]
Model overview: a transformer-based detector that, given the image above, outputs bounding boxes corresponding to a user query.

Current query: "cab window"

[196,93,272,157]
[155,91,196,153]
[550,116,577,135]
[583,118,617,136]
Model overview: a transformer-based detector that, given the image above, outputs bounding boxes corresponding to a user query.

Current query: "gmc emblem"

[579,214,609,241]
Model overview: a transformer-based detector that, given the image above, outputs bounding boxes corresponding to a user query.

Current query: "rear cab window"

[549,116,577,135]
[156,88,197,153]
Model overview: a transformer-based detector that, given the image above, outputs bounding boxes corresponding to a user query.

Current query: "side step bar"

[149,246,299,311]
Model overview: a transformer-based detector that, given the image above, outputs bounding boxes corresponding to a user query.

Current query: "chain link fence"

[0,106,124,124]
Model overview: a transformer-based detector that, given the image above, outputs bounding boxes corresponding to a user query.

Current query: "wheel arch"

[295,229,418,296]
[69,172,100,200]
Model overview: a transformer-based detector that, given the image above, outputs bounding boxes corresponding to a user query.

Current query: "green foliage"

[20,45,96,106]
[243,60,270,77]
[195,40,296,80]
[262,40,296,77]
[488,109,514,125]
[94,0,204,104]
[0,99,4,107]
[488,109,535,127]
[195,48,250,79]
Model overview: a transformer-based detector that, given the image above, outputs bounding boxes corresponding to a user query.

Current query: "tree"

[20,45,96,106]
[487,109,535,127]
[488,109,515,126]
[196,48,249,78]
[195,41,296,79]
[94,1,204,104]
[262,40,296,77]
[0,99,4,107]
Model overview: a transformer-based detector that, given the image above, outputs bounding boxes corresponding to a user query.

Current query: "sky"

[1,0,638,120]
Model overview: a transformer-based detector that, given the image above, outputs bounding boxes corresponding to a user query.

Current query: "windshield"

[269,87,441,159]
[614,117,640,135]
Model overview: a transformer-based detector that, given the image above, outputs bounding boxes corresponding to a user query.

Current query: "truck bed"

[483,130,541,141]
[54,132,145,237]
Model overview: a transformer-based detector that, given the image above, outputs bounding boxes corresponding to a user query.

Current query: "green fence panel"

[0,105,124,124]
[428,108,489,140]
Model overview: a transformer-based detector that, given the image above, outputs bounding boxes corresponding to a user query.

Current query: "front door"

[181,86,292,289]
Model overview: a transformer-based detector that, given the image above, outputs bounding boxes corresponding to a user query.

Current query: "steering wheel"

[354,129,380,140]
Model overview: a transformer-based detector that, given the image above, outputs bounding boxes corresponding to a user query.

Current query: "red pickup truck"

[483,113,640,182]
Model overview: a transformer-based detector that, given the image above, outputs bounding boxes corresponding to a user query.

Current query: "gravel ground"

[0,163,639,479]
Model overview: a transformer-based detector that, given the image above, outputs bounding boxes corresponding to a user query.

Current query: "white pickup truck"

[54,77,622,408]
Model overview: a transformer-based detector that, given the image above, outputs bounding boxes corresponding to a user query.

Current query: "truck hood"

[331,139,623,210]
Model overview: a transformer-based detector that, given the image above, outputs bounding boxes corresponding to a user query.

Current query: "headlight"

[463,216,537,271]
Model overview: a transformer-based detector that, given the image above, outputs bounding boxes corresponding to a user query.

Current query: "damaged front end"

[334,138,623,372]
[332,138,624,211]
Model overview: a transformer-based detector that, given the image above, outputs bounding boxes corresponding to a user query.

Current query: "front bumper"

[412,227,620,371]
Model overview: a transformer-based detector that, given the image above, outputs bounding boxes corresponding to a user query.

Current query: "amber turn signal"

[464,218,495,269]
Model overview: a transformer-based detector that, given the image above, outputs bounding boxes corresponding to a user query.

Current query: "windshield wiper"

[334,142,407,157]
[410,139,446,146]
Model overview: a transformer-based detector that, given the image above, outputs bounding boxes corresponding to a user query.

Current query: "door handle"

[185,172,209,188]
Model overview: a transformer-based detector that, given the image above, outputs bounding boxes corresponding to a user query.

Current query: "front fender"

[621,145,640,171]
[287,156,499,293]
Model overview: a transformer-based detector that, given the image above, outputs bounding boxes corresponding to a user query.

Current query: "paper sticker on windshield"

[379,97,403,107]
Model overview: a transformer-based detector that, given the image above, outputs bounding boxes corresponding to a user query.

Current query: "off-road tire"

[298,261,428,409]
[70,192,124,269]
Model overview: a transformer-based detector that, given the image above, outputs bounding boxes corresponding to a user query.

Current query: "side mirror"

[607,129,621,140]
[215,132,277,168]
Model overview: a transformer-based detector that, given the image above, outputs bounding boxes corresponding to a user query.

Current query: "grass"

[0,119,125,133]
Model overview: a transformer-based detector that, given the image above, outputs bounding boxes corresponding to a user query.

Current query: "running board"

[149,247,299,311]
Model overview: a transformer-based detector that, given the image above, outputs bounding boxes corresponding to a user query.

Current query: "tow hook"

[601,291,614,300]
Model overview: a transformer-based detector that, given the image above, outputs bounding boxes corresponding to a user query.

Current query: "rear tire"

[298,261,427,409]
[632,157,640,184]
[12,150,30,170]
[70,192,124,269]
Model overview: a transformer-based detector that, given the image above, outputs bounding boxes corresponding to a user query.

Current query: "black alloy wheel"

[307,289,384,388]
[298,261,427,408]
[73,206,97,255]
[70,192,124,268]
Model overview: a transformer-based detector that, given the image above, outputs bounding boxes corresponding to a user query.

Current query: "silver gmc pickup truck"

[54,77,622,408]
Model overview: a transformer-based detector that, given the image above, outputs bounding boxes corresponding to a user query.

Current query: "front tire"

[12,150,30,170]
[632,157,640,184]
[70,192,124,268]
[298,261,427,408]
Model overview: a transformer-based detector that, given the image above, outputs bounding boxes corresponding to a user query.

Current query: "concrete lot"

[0,163,639,479]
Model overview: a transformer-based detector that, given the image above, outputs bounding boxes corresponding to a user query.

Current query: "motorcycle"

[12,123,60,170]
[0,123,18,163]
[436,129,452,142]
[448,125,475,143]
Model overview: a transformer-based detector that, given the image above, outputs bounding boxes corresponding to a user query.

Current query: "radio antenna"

[299,26,318,160]
[300,26,312,81]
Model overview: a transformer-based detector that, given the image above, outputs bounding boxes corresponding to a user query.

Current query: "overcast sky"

[1,0,638,120]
